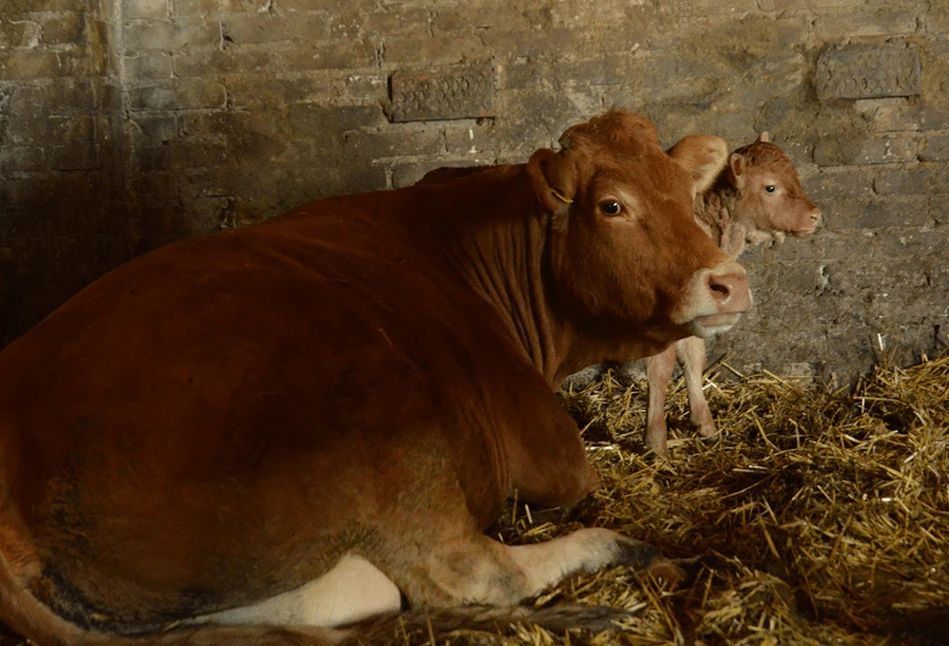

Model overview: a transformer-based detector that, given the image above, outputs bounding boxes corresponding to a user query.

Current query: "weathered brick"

[814,133,921,165]
[479,27,583,59]
[275,0,376,11]
[812,9,919,41]
[123,0,168,21]
[931,194,949,225]
[223,14,332,44]
[174,48,269,77]
[277,38,377,71]
[390,65,494,122]
[760,0,867,9]
[1,0,78,13]
[49,142,99,170]
[0,19,40,48]
[128,114,178,144]
[873,166,937,195]
[920,134,949,162]
[816,44,921,101]
[430,3,542,33]
[130,171,177,199]
[283,103,387,134]
[127,79,226,111]
[443,121,497,157]
[804,168,874,201]
[383,33,485,64]
[342,126,443,159]
[0,51,60,80]
[124,19,220,52]
[5,115,94,146]
[40,12,84,45]
[124,53,174,80]
[0,146,46,173]
[172,0,271,15]
[826,196,932,230]
[359,7,430,36]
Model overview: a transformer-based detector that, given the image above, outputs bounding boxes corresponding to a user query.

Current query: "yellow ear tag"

[550,189,573,204]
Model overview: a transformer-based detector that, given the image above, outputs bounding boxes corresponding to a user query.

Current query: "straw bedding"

[373,352,949,645]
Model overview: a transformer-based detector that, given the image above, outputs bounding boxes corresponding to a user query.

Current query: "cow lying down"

[0,110,751,645]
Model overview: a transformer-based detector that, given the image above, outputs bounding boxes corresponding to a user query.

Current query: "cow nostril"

[708,277,731,302]
[810,210,822,222]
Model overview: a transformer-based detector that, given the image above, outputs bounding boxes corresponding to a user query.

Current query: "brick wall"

[1,0,947,382]
[0,0,130,344]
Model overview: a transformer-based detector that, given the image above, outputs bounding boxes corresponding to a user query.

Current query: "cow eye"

[765,185,777,194]
[600,201,622,215]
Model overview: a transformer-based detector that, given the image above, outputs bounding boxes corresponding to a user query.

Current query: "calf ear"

[667,135,728,195]
[527,148,578,213]
[725,152,747,190]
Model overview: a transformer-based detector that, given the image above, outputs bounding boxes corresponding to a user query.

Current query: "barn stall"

[1,0,948,644]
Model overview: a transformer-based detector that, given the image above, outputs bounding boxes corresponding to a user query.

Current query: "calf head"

[726,133,822,239]
[528,110,752,346]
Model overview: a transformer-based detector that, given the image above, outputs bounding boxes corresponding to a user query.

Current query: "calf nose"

[707,262,752,314]
[809,207,822,224]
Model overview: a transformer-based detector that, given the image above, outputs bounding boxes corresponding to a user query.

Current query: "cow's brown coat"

[0,111,751,645]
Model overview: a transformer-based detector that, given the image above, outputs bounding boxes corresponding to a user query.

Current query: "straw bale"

[357,353,949,645]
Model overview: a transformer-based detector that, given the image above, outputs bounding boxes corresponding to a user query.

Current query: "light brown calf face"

[728,135,822,238]
[528,112,752,348]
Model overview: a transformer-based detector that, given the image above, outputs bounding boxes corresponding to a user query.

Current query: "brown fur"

[0,111,751,644]
[645,135,822,454]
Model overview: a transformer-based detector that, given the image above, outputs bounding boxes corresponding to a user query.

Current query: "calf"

[644,133,821,454]
[0,111,751,645]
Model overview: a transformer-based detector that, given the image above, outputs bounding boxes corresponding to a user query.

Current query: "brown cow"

[0,110,750,646]
[643,133,821,454]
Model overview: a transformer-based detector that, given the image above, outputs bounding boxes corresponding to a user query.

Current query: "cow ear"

[667,135,728,195]
[725,152,747,189]
[757,132,770,143]
[527,148,578,213]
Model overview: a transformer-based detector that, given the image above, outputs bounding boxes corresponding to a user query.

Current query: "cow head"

[528,110,752,348]
[726,133,822,239]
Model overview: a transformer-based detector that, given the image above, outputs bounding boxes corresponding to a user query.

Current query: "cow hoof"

[647,558,688,588]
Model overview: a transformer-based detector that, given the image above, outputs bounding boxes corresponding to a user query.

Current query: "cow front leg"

[402,529,681,610]
[644,345,676,454]
[676,336,717,439]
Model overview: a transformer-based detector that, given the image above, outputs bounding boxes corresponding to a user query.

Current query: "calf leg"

[644,345,676,454]
[676,336,717,438]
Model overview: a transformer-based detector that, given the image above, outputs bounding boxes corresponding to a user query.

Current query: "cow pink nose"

[707,263,752,314]
[809,209,822,223]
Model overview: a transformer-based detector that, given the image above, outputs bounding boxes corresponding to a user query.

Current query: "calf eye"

[765,185,777,194]
[600,201,622,215]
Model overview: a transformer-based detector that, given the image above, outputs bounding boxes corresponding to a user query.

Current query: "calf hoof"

[700,431,722,446]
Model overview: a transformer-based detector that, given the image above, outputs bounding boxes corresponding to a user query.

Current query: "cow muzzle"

[672,261,752,338]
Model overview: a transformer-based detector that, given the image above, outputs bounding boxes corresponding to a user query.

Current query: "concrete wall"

[1,0,947,382]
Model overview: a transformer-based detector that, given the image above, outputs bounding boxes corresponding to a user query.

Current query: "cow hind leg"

[402,528,682,610]
[191,554,402,628]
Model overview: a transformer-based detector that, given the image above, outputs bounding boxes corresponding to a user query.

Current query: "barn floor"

[375,352,949,646]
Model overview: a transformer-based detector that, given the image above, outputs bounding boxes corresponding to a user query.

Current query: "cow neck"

[423,167,571,387]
